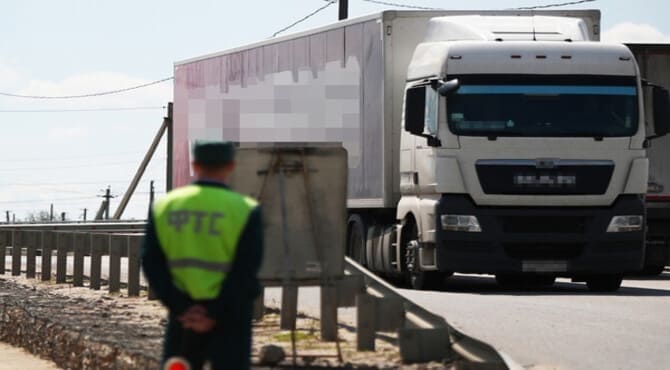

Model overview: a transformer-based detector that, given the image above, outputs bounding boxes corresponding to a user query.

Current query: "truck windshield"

[447,82,639,138]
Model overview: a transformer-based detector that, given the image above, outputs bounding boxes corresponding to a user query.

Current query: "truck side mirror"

[437,78,460,96]
[405,86,426,135]
[652,86,670,137]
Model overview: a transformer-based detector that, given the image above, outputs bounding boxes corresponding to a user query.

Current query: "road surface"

[265,272,670,370]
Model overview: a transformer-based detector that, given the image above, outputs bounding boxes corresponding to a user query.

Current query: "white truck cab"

[398,15,670,291]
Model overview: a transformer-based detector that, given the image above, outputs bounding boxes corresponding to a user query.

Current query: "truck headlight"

[606,215,643,232]
[441,215,482,232]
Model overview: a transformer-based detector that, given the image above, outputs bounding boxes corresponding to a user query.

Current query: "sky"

[1,0,669,221]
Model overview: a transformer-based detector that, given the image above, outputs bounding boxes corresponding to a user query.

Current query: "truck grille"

[501,216,587,234]
[476,160,614,195]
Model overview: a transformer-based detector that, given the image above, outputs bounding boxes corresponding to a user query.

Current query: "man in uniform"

[141,140,263,370]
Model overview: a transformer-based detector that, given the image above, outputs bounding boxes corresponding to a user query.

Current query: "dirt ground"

[0,275,449,369]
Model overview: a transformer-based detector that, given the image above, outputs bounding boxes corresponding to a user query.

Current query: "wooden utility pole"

[5,211,9,224]
[82,208,88,222]
[50,204,54,222]
[114,102,172,220]
[61,212,66,222]
[338,0,348,20]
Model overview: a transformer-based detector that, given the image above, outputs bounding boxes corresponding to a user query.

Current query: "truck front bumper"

[435,194,645,275]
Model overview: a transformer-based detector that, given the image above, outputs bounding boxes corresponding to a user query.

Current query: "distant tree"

[24,210,52,223]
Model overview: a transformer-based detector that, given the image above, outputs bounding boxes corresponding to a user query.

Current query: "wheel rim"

[405,240,419,272]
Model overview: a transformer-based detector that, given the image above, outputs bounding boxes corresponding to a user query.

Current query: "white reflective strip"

[168,259,232,272]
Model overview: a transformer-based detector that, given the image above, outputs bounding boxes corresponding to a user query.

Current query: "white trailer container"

[173,10,670,292]
[628,44,670,274]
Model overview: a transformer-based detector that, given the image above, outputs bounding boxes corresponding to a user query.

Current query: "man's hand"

[178,304,216,333]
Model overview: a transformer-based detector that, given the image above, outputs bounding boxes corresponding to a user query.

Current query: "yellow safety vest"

[153,184,257,300]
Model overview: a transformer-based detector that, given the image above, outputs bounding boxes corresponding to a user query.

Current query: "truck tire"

[641,265,666,276]
[347,214,367,267]
[403,219,444,290]
[586,275,623,292]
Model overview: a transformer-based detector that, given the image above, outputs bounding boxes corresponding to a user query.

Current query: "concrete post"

[398,328,451,364]
[108,235,125,293]
[11,230,21,276]
[56,232,74,283]
[0,230,6,275]
[41,232,55,281]
[26,231,38,279]
[90,234,108,290]
[280,285,299,330]
[73,233,89,287]
[320,284,338,341]
[253,287,265,321]
[356,293,376,351]
[127,235,141,296]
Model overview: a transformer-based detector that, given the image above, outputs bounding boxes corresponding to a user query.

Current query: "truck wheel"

[403,220,443,290]
[347,214,367,267]
[641,265,666,276]
[586,275,623,292]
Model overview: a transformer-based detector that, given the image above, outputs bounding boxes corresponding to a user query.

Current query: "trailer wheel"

[403,218,443,290]
[586,275,623,292]
[347,214,367,267]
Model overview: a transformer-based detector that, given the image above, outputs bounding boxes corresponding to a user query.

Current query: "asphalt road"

[400,272,670,370]
[265,272,670,370]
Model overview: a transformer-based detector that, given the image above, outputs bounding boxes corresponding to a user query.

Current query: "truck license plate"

[523,261,567,272]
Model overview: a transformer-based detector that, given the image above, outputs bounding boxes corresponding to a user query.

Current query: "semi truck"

[172,10,670,292]
[628,44,670,275]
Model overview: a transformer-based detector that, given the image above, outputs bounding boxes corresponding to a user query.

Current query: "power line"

[0,196,97,204]
[0,179,166,186]
[0,157,166,172]
[514,0,597,10]
[360,0,439,10]
[0,106,166,113]
[272,0,337,37]
[360,0,596,11]
[5,149,161,163]
[0,76,173,99]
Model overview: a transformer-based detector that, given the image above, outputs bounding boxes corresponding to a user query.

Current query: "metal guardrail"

[344,257,511,369]
[0,221,146,231]
[1,222,513,368]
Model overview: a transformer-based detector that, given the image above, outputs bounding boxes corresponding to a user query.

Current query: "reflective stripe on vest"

[168,258,232,272]
[153,184,257,300]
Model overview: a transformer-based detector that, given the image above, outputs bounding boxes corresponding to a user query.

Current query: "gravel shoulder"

[0,274,447,369]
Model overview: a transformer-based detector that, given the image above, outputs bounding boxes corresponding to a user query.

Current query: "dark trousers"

[162,301,254,370]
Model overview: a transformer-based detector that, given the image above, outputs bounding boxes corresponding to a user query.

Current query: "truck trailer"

[628,44,670,275]
[172,10,670,291]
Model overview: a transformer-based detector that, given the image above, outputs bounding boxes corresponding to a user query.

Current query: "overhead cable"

[0,196,98,204]
[0,77,173,99]
[0,106,166,113]
[272,0,337,37]
[0,157,166,172]
[514,0,597,10]
[360,0,439,10]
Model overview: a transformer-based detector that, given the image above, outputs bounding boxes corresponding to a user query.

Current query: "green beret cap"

[192,140,235,164]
